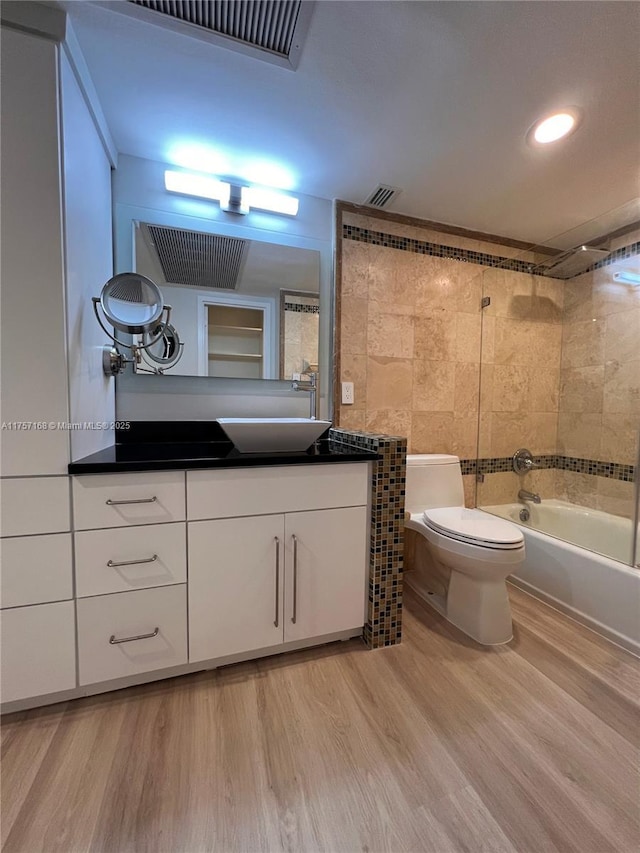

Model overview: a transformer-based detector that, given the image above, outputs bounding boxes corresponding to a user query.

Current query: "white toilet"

[404,454,525,645]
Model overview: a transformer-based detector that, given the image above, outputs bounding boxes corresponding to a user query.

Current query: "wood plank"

[1,587,638,852]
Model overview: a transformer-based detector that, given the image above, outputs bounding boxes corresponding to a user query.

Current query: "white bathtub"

[482,500,640,655]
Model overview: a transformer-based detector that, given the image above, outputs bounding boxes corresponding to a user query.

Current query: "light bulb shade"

[100,273,164,334]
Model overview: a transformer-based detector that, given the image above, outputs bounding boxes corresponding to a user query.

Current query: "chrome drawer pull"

[109,627,159,645]
[107,554,158,568]
[106,496,158,506]
[291,534,298,625]
[274,536,280,628]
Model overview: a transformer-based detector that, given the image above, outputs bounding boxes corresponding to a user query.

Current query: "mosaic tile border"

[283,302,320,314]
[329,427,407,649]
[344,225,639,281]
[461,455,635,483]
[343,223,535,275]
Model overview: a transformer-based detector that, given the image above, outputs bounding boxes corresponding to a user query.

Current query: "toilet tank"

[405,454,464,513]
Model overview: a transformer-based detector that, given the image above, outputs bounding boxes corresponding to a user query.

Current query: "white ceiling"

[65,1,640,247]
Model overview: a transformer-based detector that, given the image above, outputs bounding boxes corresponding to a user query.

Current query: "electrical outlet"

[341,381,355,405]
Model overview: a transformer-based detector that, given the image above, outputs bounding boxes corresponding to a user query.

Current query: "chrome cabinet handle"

[109,627,159,645]
[291,534,298,624]
[107,554,158,568]
[106,496,158,506]
[274,536,280,628]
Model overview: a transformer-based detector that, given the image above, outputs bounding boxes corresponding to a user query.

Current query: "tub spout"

[518,489,541,504]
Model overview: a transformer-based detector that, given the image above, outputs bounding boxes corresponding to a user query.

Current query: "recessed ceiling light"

[528,109,581,146]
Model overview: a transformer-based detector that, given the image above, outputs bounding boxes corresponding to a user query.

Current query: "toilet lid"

[423,507,524,549]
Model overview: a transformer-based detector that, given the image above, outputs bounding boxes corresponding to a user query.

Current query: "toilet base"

[406,570,513,646]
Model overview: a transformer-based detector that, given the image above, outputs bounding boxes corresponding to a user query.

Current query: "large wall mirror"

[134,221,321,380]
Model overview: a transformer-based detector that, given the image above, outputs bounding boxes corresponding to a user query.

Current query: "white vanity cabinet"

[187,464,369,663]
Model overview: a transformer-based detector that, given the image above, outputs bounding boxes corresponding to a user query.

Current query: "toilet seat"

[423,507,524,551]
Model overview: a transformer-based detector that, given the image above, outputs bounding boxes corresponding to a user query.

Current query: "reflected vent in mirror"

[146,225,249,290]
[125,1,315,69]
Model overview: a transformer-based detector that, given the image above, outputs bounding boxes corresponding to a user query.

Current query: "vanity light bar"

[164,170,231,205]
[164,170,298,217]
[241,186,299,216]
[613,270,640,286]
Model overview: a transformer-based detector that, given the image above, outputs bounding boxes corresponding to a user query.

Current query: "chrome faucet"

[518,489,541,504]
[291,372,318,420]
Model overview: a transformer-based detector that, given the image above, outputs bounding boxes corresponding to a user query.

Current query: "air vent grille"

[147,225,248,290]
[129,0,304,58]
[364,184,402,209]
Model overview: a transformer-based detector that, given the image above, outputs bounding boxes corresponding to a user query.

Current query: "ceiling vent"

[146,224,249,290]
[364,184,402,209]
[116,0,315,69]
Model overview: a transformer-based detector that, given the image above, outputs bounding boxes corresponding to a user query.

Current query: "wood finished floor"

[2,585,639,853]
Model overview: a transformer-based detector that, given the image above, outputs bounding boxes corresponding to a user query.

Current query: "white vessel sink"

[217,418,331,453]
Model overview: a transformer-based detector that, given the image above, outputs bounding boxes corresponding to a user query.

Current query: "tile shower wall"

[557,237,640,518]
[337,210,638,516]
[337,210,553,506]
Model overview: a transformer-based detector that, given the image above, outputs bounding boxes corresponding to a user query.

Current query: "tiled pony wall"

[336,208,639,518]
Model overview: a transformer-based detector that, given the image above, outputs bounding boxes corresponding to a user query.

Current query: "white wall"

[60,51,115,461]
[113,155,333,421]
[0,28,70,476]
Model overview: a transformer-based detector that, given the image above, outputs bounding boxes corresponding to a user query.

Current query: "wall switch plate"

[341,381,355,405]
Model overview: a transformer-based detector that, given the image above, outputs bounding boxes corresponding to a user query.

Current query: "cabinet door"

[188,515,284,663]
[284,507,368,643]
[1,601,76,704]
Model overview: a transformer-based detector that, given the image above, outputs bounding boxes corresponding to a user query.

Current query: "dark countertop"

[68,422,377,474]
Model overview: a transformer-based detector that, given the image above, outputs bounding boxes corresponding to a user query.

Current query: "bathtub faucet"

[518,489,541,505]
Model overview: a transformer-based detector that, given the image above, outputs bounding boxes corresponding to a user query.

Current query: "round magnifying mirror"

[100,273,164,334]
[142,322,183,370]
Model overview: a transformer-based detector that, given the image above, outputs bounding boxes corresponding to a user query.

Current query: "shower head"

[535,245,610,279]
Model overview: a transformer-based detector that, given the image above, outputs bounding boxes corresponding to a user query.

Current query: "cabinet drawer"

[75,523,186,598]
[1,533,72,609]
[188,463,370,520]
[1,601,76,703]
[1,477,70,537]
[77,585,187,685]
[72,472,185,530]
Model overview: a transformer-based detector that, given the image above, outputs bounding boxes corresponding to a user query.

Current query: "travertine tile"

[413,310,456,361]
[559,366,604,413]
[341,296,368,355]
[456,264,484,313]
[410,411,477,457]
[337,407,366,430]
[492,364,529,412]
[528,367,560,412]
[412,360,456,412]
[368,308,414,358]
[365,409,411,443]
[462,474,476,508]
[557,412,602,458]
[603,360,640,414]
[368,247,415,307]
[414,257,460,313]
[454,363,480,413]
[601,413,640,465]
[477,472,518,507]
[561,319,605,369]
[484,271,563,323]
[596,477,635,520]
[592,266,640,318]
[604,308,640,364]
[490,412,558,456]
[479,364,494,412]
[557,471,598,508]
[454,313,482,363]
[480,315,495,364]
[341,240,371,298]
[494,318,562,368]
[366,356,413,410]
[340,353,367,406]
